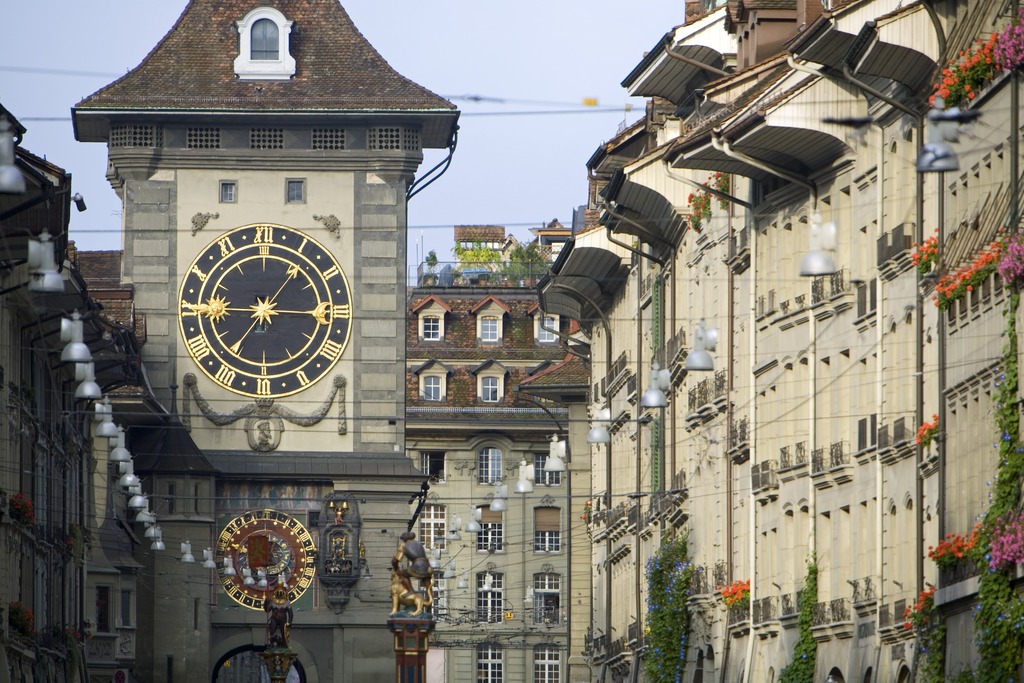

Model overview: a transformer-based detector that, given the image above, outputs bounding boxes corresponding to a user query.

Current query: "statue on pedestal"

[389,531,433,617]
[264,580,294,649]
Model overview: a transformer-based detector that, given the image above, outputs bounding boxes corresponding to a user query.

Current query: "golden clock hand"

[225,267,300,353]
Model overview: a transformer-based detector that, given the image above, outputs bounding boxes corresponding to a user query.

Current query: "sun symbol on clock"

[184,295,230,323]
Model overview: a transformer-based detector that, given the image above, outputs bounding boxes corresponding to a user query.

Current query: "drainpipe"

[713,130,817,683]
[711,136,817,206]
[840,45,928,609]
[545,282,613,680]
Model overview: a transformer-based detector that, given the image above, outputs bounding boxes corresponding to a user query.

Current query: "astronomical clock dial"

[216,509,317,609]
[178,223,353,398]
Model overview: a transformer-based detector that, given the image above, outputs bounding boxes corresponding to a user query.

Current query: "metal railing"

[780,590,803,617]
[412,260,550,288]
[753,596,777,624]
[851,576,876,604]
[829,440,849,469]
[752,461,778,491]
[811,447,826,473]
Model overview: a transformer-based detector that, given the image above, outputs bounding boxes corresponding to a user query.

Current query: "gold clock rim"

[177,223,354,398]
[215,508,317,610]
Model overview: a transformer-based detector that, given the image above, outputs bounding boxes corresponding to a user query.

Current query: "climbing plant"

[644,533,696,683]
[779,557,817,683]
[972,290,1024,681]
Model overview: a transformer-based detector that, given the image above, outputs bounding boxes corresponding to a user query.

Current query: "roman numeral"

[181,300,198,316]
[190,265,207,282]
[254,225,274,244]
[332,304,351,320]
[256,378,272,396]
[186,336,211,360]
[258,245,270,256]
[321,340,343,361]
[296,370,310,386]
[214,366,236,386]
[322,265,340,280]
[218,237,235,257]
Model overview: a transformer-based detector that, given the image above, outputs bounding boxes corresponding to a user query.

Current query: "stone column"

[387,617,434,683]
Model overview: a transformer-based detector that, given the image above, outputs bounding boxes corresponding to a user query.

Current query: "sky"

[0,1,684,269]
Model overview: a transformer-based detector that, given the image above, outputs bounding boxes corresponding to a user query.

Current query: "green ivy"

[973,291,1024,682]
[779,557,817,683]
[644,533,695,683]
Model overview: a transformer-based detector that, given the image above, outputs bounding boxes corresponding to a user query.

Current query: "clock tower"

[73,2,457,681]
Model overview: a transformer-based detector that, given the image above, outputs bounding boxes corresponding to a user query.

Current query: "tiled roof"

[454,225,506,242]
[74,1,455,115]
[518,354,590,388]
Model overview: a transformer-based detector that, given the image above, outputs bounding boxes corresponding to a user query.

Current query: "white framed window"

[286,178,305,203]
[419,504,447,550]
[534,645,560,681]
[422,315,441,340]
[480,376,501,402]
[533,453,562,486]
[478,522,504,552]
[533,507,561,552]
[477,643,504,682]
[476,574,504,624]
[233,7,296,80]
[478,447,502,483]
[480,316,500,342]
[422,375,443,401]
[420,451,445,483]
[536,315,558,343]
[220,180,237,203]
[533,574,561,626]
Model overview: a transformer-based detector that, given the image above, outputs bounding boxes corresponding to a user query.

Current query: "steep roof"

[73,0,457,145]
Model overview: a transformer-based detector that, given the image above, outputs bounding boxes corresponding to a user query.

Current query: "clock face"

[216,509,317,609]
[178,223,352,398]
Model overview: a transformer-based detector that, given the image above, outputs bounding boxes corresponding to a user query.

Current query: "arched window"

[234,7,295,80]
[251,19,279,60]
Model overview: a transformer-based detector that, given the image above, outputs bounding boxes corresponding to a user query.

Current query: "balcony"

[811,269,853,318]
[780,590,803,626]
[606,352,629,397]
[811,598,854,640]
[713,561,728,590]
[727,603,751,635]
[751,461,779,503]
[877,223,914,279]
[725,227,750,273]
[754,596,777,623]
[689,565,711,599]
[878,414,915,464]
[729,416,750,463]
[850,576,877,610]
[757,289,776,319]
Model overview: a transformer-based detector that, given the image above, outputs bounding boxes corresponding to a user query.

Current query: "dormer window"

[234,7,296,80]
[251,19,279,60]
[412,295,451,342]
[470,296,510,345]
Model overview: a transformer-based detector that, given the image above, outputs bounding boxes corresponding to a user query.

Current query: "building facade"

[71,2,457,681]
[540,0,1024,680]
[405,227,593,682]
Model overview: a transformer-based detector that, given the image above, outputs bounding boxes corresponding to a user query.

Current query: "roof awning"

[790,8,937,91]
[539,240,628,332]
[668,73,858,180]
[603,170,687,247]
[621,11,732,105]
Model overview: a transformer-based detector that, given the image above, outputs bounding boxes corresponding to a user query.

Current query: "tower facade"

[73,2,457,680]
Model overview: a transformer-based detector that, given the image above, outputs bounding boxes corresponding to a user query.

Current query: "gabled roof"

[411,359,451,375]
[470,360,509,375]
[470,295,511,315]
[411,294,452,314]
[73,0,457,146]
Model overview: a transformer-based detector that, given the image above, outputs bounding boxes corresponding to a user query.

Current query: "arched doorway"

[896,664,911,683]
[213,646,306,683]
